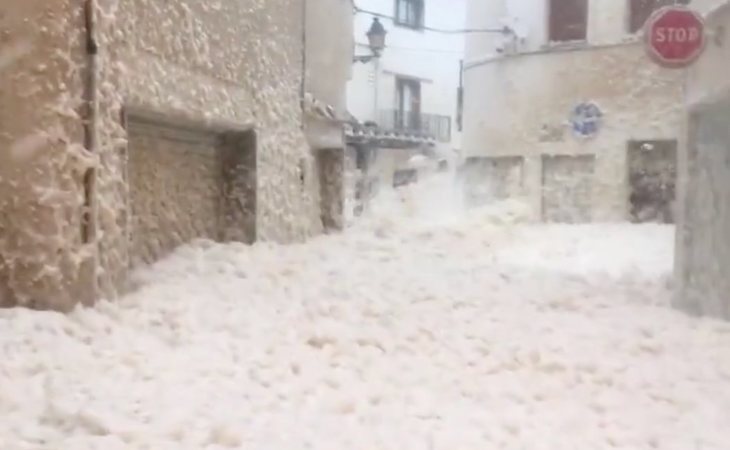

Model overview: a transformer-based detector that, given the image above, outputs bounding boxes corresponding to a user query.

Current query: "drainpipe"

[372,57,380,123]
[300,0,307,126]
[457,59,464,132]
[82,0,99,303]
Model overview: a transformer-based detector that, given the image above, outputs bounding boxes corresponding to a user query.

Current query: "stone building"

[461,0,716,223]
[0,0,353,310]
[304,0,354,231]
[675,1,730,320]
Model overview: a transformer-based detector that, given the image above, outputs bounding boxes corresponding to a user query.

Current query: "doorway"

[542,154,595,223]
[316,148,345,232]
[462,156,525,207]
[627,140,677,224]
[126,112,256,267]
[396,76,422,131]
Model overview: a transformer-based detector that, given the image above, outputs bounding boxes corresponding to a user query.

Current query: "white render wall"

[347,0,466,152]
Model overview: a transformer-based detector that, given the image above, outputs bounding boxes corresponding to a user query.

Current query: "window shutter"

[629,0,680,33]
[549,0,589,42]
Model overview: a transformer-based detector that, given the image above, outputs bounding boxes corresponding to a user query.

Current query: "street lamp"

[353,17,387,64]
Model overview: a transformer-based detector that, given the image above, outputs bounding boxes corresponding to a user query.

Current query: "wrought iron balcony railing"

[378,109,452,143]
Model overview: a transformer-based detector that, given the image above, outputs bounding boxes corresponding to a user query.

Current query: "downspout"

[82,0,99,303]
[372,57,380,122]
[457,59,464,132]
[300,0,307,126]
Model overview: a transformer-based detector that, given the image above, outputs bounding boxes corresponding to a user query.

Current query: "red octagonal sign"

[644,6,706,68]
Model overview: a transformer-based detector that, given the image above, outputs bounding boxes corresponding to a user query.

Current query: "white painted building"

[461,0,717,223]
[347,0,467,156]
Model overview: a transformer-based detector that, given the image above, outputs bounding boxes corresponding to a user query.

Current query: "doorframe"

[122,104,258,267]
[540,153,596,223]
[625,139,678,224]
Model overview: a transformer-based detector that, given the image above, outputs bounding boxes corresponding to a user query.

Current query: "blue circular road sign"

[570,102,603,138]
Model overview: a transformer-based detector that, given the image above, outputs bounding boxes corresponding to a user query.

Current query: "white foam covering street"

[1,177,729,449]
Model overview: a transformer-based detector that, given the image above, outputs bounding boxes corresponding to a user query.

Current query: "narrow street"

[1,187,729,449]
[2,1,729,449]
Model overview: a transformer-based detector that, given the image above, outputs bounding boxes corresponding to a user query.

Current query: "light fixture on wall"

[353,17,387,64]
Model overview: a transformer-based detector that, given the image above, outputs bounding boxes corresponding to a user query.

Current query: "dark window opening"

[549,0,589,42]
[396,76,422,130]
[628,0,691,34]
[395,0,424,29]
[393,169,419,188]
[355,146,374,171]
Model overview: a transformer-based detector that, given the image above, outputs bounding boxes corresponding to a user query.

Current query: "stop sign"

[644,6,706,68]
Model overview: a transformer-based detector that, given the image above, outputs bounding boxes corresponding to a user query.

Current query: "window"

[395,0,424,29]
[548,0,589,42]
[393,169,419,188]
[396,77,422,130]
[628,0,691,33]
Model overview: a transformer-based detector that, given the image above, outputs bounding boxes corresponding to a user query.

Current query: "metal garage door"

[542,154,595,223]
[127,117,223,266]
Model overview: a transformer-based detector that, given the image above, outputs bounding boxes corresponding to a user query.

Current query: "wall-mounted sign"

[570,102,603,138]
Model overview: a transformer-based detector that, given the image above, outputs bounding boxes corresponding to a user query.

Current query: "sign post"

[644,6,706,68]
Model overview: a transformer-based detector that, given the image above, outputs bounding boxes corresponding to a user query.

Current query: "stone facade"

[0,0,350,310]
[462,0,718,222]
[0,0,90,310]
[464,40,684,223]
[303,0,354,232]
[674,1,730,320]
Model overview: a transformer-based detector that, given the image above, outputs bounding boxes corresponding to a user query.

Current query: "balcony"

[378,109,452,143]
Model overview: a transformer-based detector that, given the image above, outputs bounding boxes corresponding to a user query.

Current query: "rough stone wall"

[674,3,730,320]
[93,0,325,300]
[676,102,730,319]
[0,0,95,309]
[462,43,684,221]
[1,0,325,309]
[303,0,352,231]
